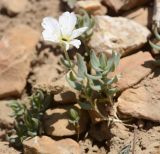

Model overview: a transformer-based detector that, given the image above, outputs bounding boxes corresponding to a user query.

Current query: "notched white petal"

[42,30,60,43]
[59,12,77,37]
[71,27,88,39]
[42,17,60,32]
[70,39,81,49]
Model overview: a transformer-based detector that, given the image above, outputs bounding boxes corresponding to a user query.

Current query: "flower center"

[61,35,70,42]
[62,37,68,41]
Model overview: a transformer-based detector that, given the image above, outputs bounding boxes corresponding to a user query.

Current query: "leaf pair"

[90,51,120,75]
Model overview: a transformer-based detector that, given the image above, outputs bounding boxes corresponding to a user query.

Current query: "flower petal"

[42,30,59,43]
[59,12,77,37]
[41,17,61,42]
[63,42,70,51]
[70,39,81,49]
[71,27,88,39]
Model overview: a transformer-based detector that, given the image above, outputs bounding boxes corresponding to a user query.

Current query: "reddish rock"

[118,69,160,122]
[114,51,154,91]
[0,25,40,98]
[103,0,150,12]
[89,16,151,56]
[44,104,89,137]
[75,0,107,15]
[0,142,20,154]
[2,0,29,16]
[0,100,14,128]
[23,136,80,154]
[123,6,153,27]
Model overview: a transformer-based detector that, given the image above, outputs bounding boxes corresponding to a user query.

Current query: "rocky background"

[0,0,160,154]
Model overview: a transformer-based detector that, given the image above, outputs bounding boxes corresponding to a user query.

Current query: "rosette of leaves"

[9,90,52,147]
[66,51,120,119]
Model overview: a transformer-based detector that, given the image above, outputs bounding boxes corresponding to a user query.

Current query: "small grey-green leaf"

[107,88,118,95]
[119,145,131,154]
[79,101,93,110]
[66,71,82,91]
[69,108,80,121]
[99,52,107,69]
[90,51,102,71]
[149,40,160,51]
[85,72,102,80]
[107,76,118,85]
[77,53,87,78]
[154,27,160,40]
[113,52,120,68]
[89,79,101,91]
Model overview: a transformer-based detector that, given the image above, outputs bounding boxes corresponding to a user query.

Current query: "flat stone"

[0,100,14,128]
[2,0,29,16]
[103,0,149,12]
[0,142,20,154]
[44,104,89,137]
[30,51,62,87]
[118,69,160,122]
[0,25,39,98]
[89,16,151,56]
[75,0,107,15]
[34,75,78,104]
[123,6,153,27]
[113,51,155,91]
[23,136,80,154]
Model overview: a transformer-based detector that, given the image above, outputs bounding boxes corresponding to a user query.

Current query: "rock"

[30,51,62,87]
[34,74,78,104]
[32,64,59,85]
[23,136,80,154]
[134,126,160,154]
[0,100,14,128]
[53,76,78,104]
[110,123,131,140]
[118,69,160,122]
[0,25,39,98]
[79,138,107,154]
[123,6,153,27]
[93,5,107,15]
[89,16,151,56]
[35,75,78,104]
[44,104,89,137]
[109,125,160,154]
[113,51,155,91]
[0,142,20,154]
[75,0,107,15]
[1,0,29,16]
[31,51,75,104]
[103,0,150,12]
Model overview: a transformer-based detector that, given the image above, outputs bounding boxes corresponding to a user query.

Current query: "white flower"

[41,12,88,51]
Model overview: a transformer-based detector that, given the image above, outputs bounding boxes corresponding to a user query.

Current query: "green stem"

[64,49,77,75]
[64,49,72,68]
